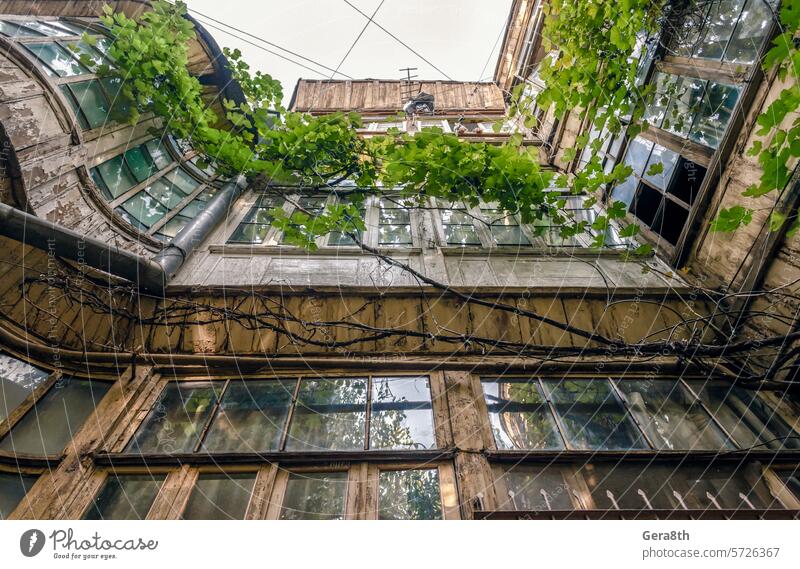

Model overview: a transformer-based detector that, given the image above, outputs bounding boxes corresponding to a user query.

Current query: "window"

[181,472,256,520]
[0,354,50,423]
[687,381,800,450]
[126,376,436,454]
[480,206,530,246]
[126,382,222,454]
[281,196,328,244]
[378,198,414,246]
[83,474,165,520]
[440,201,480,246]
[0,18,90,38]
[201,379,295,452]
[0,471,38,519]
[280,472,348,520]
[497,461,791,513]
[668,0,777,64]
[611,135,706,245]
[327,196,366,246]
[227,195,283,244]
[24,42,89,77]
[482,378,564,450]
[91,138,216,240]
[615,379,734,450]
[378,468,443,520]
[542,379,647,451]
[0,377,111,456]
[369,376,435,450]
[286,377,368,451]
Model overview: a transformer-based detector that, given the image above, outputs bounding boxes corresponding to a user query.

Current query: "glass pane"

[370,376,435,450]
[581,461,781,510]
[689,81,740,149]
[25,42,86,77]
[66,80,110,129]
[378,469,442,520]
[280,472,348,520]
[441,209,473,224]
[24,20,83,36]
[444,224,480,246]
[688,381,800,450]
[202,379,295,452]
[542,379,647,450]
[179,199,210,218]
[0,354,49,423]
[501,465,576,511]
[145,178,186,209]
[285,377,367,451]
[379,207,410,224]
[0,20,46,37]
[120,191,168,228]
[181,473,256,520]
[228,223,270,244]
[643,144,679,191]
[68,40,106,68]
[166,168,200,195]
[664,77,707,137]
[623,136,654,177]
[124,145,157,183]
[482,379,564,450]
[126,382,220,454]
[610,175,637,207]
[724,0,774,63]
[0,471,38,519]
[0,377,111,456]
[243,205,275,224]
[94,155,137,199]
[145,139,173,169]
[83,474,165,520]
[491,225,530,245]
[615,380,733,450]
[695,0,746,60]
[156,215,190,239]
[378,224,412,245]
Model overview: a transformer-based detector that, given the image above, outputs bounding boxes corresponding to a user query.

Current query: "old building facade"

[0,0,798,520]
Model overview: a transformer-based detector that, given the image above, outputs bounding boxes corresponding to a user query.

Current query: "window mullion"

[109,162,179,208]
[678,377,739,448]
[147,181,209,235]
[192,379,230,453]
[607,378,656,450]
[279,377,303,451]
[538,378,572,451]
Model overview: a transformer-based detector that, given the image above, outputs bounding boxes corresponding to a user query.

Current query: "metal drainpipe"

[152,174,248,281]
[0,174,247,295]
[0,201,166,293]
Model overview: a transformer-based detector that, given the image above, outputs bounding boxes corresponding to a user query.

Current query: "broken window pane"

[482,379,564,450]
[541,379,647,450]
[378,469,443,520]
[0,354,49,423]
[126,382,221,454]
[83,474,165,520]
[369,376,435,450]
[687,381,800,450]
[280,472,348,520]
[202,379,295,452]
[615,380,733,450]
[0,377,111,456]
[0,471,38,519]
[181,472,256,520]
[285,377,367,451]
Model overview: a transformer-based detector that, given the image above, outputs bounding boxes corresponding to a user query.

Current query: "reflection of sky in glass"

[0,354,49,423]
[370,376,435,450]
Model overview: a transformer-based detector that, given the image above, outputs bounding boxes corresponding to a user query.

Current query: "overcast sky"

[184,0,513,104]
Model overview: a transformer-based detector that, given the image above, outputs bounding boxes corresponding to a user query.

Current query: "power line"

[174,1,354,79]
[331,0,386,78]
[341,0,455,81]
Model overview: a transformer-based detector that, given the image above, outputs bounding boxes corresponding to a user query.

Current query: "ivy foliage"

[87,0,654,250]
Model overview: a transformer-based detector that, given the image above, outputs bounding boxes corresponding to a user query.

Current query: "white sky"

[184,0,513,104]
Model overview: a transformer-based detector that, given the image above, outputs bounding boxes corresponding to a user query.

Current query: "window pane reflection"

[501,465,577,511]
[370,376,435,450]
[0,354,49,423]
[83,474,165,520]
[378,469,443,520]
[0,471,38,519]
[280,472,347,520]
[482,379,564,450]
[181,472,256,520]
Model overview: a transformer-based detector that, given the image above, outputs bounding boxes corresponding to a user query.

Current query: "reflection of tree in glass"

[378,469,442,520]
[370,377,434,450]
[484,380,564,450]
[286,378,367,451]
[280,472,347,520]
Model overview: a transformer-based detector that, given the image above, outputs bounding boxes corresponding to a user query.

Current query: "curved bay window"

[90,137,220,241]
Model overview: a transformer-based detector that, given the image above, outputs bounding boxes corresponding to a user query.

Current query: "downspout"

[152,174,248,280]
[0,174,248,295]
